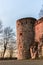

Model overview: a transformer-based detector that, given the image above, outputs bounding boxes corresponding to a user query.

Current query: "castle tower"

[16,17,36,59]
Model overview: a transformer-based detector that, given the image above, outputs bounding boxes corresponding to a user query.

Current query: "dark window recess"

[18,23,20,25]
[20,33,22,35]
[20,46,22,48]
[21,22,23,25]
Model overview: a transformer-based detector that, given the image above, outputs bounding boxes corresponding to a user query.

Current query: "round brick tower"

[16,17,37,60]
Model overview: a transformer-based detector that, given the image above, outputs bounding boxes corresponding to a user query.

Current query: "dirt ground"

[0,60,43,65]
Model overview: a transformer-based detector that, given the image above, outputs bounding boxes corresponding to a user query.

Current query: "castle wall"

[35,18,43,42]
[35,17,43,58]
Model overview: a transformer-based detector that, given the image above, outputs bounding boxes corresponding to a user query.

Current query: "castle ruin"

[16,17,43,60]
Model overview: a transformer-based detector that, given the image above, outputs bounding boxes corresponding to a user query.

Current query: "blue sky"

[0,0,43,32]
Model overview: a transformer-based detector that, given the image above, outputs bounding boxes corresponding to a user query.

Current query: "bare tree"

[9,44,13,58]
[39,5,43,17]
[0,21,3,33]
[3,26,16,56]
[0,21,3,44]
